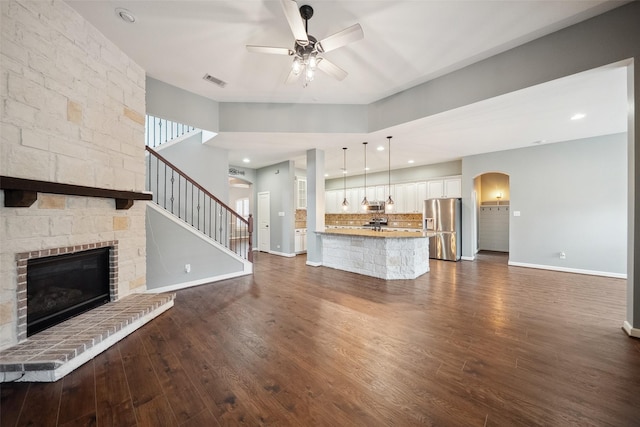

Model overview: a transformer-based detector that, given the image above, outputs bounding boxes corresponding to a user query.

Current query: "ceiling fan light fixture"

[292,57,302,75]
[305,67,315,81]
[247,2,363,87]
[308,53,318,70]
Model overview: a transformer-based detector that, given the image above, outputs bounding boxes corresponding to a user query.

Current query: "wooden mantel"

[0,176,152,209]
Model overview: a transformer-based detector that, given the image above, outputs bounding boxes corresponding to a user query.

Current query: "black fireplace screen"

[27,247,111,336]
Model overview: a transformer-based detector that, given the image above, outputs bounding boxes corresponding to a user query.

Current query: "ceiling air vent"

[203,73,227,88]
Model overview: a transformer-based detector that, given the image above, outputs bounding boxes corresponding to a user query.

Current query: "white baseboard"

[269,250,296,258]
[623,321,640,338]
[461,256,475,261]
[146,269,253,294]
[306,261,322,267]
[507,261,626,279]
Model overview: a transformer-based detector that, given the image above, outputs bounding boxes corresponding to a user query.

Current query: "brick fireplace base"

[0,292,175,382]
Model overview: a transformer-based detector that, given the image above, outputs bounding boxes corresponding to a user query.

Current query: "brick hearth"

[0,292,174,382]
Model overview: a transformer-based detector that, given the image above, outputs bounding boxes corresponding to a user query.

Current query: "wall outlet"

[185,264,191,273]
[559,252,566,259]
[513,211,521,217]
[277,244,281,249]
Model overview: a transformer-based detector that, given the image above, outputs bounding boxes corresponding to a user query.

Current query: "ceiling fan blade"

[246,45,294,55]
[317,57,348,81]
[281,0,309,45]
[317,24,364,53]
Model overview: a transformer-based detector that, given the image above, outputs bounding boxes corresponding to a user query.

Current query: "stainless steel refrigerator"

[424,198,461,261]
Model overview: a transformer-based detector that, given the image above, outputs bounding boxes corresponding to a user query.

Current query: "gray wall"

[256,161,296,255]
[146,205,244,290]
[463,133,627,275]
[220,103,367,133]
[229,166,257,185]
[325,160,462,190]
[146,77,219,132]
[158,132,230,204]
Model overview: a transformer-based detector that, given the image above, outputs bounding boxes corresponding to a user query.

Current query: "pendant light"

[386,136,394,210]
[341,147,349,211]
[361,142,369,209]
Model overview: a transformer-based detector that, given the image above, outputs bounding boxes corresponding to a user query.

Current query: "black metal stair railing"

[146,146,253,262]
[145,115,196,148]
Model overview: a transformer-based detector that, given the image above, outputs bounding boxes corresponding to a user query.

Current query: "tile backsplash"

[325,213,423,229]
[295,209,307,229]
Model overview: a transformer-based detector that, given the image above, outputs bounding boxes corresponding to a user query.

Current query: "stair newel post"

[248,213,254,262]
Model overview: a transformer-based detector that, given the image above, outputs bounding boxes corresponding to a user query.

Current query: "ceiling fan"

[246,0,364,86]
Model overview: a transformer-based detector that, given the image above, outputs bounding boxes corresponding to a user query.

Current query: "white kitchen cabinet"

[325,190,339,213]
[393,183,406,213]
[404,182,418,213]
[427,177,462,199]
[375,185,386,203]
[296,178,307,209]
[295,229,307,253]
[417,181,427,205]
[444,178,462,198]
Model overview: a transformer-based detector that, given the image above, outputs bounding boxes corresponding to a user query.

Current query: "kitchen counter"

[320,228,432,238]
[316,228,431,280]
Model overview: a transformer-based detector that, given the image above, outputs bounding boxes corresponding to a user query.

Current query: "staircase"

[145,115,253,264]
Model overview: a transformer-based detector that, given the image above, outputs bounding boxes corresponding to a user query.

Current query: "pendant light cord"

[343,147,347,201]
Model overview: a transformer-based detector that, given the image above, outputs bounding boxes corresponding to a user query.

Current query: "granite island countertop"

[317,228,435,238]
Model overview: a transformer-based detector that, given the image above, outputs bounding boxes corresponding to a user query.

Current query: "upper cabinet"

[296,178,307,209]
[325,189,339,213]
[324,176,461,214]
[427,177,461,199]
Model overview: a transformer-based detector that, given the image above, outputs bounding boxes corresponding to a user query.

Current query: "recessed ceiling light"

[377,146,384,151]
[115,8,136,23]
[342,169,347,174]
[570,113,586,121]
[408,160,415,164]
[365,167,370,171]
[324,173,329,177]
[532,139,546,144]
[242,158,250,163]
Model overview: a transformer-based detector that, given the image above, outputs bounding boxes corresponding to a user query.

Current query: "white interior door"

[257,192,270,252]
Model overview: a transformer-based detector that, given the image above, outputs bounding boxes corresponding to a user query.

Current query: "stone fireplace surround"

[0,240,175,382]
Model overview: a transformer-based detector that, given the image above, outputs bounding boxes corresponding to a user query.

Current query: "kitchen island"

[317,228,432,280]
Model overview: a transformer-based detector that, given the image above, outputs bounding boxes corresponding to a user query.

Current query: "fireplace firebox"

[27,247,111,336]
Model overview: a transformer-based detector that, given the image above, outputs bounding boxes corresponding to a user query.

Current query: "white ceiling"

[66,0,630,176]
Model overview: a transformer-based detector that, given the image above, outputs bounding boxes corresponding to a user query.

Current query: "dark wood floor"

[2,251,640,426]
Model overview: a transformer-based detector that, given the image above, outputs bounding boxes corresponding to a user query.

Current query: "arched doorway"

[474,172,510,255]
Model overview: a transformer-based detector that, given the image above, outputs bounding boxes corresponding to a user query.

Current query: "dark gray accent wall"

[146,205,244,290]
[463,133,627,275]
[256,161,295,255]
